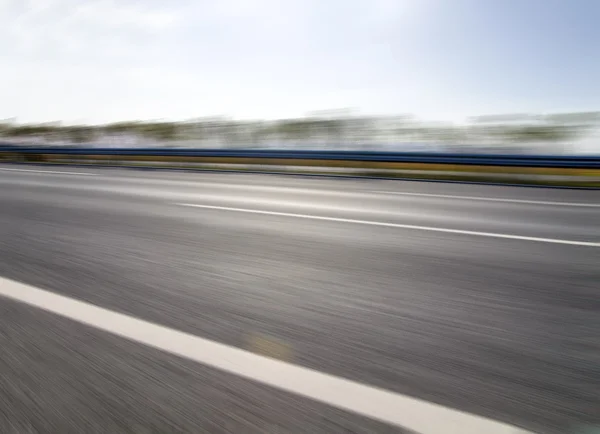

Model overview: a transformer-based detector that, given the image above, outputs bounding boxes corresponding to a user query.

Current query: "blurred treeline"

[1,111,599,153]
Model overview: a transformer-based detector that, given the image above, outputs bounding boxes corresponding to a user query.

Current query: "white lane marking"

[0,167,96,176]
[177,203,600,247]
[373,191,600,208]
[0,277,530,434]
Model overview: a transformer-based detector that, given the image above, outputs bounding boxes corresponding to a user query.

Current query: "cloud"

[3,0,181,60]
[0,0,442,123]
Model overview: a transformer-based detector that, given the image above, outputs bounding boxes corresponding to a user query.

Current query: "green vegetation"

[1,111,599,151]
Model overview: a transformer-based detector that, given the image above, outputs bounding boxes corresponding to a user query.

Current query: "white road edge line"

[0,167,95,176]
[0,277,531,434]
[373,191,600,207]
[176,203,600,247]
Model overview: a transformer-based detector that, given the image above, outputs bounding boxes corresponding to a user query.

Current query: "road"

[0,165,598,434]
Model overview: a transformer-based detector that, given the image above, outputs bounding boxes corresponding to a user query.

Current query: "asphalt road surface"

[0,165,598,434]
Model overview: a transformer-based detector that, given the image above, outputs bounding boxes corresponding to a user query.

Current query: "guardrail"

[1,146,599,167]
[1,147,599,186]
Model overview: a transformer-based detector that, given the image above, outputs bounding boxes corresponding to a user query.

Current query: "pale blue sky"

[1,0,598,123]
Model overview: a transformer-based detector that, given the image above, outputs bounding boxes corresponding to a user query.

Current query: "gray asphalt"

[0,165,599,433]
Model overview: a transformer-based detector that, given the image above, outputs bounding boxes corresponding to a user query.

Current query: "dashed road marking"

[177,203,600,247]
[373,191,600,207]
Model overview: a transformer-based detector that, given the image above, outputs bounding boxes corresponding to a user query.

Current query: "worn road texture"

[0,166,598,434]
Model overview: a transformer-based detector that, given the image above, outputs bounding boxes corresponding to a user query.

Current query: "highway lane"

[1,166,598,242]
[0,166,598,433]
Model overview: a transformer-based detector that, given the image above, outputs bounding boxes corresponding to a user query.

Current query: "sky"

[1,0,599,124]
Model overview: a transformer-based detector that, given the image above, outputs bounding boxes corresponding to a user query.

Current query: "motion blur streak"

[0,167,96,175]
[0,167,598,433]
[0,277,530,434]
